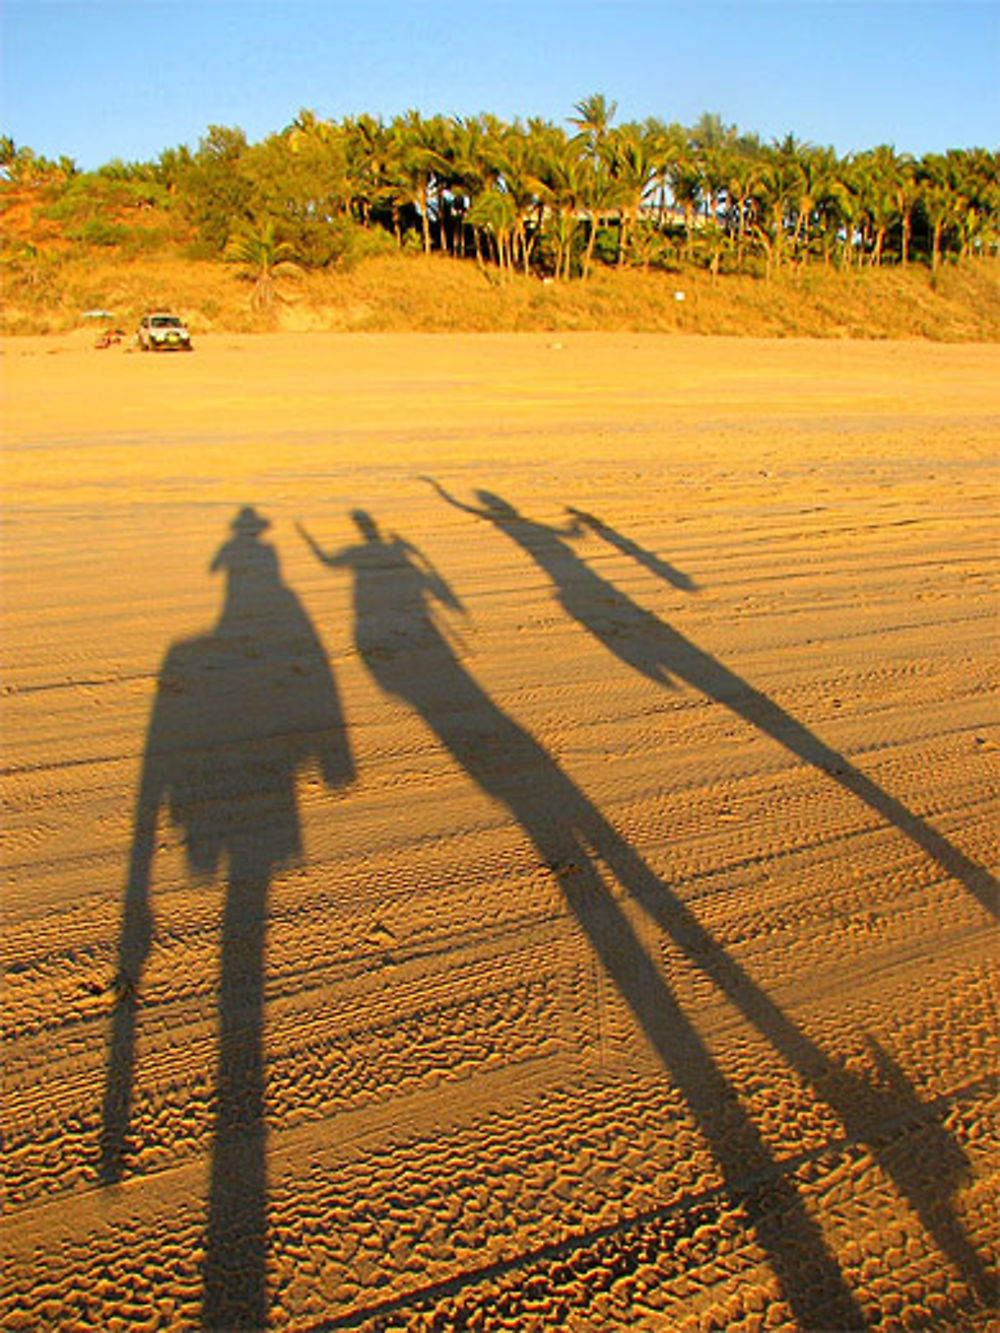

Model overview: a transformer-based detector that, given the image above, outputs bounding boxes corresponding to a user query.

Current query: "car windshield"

[151,316,181,328]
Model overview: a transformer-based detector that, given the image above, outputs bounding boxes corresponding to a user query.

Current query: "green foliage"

[225,219,302,310]
[591,225,619,266]
[4,105,998,291]
[67,218,129,246]
[181,125,253,252]
[42,172,170,224]
[182,235,223,262]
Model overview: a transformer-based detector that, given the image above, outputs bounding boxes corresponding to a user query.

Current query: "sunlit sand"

[2,332,997,1330]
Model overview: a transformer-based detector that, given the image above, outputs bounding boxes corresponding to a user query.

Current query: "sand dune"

[2,332,997,1331]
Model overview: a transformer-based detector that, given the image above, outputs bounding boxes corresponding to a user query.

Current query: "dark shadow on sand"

[302,506,992,1329]
[302,510,869,1329]
[420,484,996,1311]
[100,507,354,1331]
[426,481,997,922]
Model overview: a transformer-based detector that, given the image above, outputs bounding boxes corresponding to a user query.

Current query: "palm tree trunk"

[583,214,599,280]
[436,184,447,252]
[684,204,694,262]
[419,185,432,254]
[840,225,852,270]
[793,206,806,256]
[772,205,784,270]
[734,195,745,271]
[525,220,539,276]
[515,219,529,277]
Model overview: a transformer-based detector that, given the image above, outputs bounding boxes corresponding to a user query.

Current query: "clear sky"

[3,0,998,170]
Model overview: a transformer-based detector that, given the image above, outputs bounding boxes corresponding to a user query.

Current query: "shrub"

[68,218,129,246]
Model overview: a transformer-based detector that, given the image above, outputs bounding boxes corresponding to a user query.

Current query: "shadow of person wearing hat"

[100,505,354,1331]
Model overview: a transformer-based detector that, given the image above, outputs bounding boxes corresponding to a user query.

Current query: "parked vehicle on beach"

[136,312,193,352]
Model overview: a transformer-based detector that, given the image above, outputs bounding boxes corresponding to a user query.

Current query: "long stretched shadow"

[301,510,870,1330]
[422,484,995,1307]
[100,507,354,1331]
[425,481,997,922]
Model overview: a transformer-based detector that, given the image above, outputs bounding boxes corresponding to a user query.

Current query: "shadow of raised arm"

[566,507,698,591]
[425,478,581,538]
[419,475,484,518]
[297,522,348,568]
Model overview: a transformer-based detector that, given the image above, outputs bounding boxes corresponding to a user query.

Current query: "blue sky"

[3,1,998,169]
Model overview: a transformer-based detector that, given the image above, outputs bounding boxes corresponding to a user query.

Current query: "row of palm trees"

[4,103,998,280]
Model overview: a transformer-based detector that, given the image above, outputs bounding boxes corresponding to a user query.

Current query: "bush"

[68,218,129,246]
[338,221,397,268]
[592,226,619,267]
[288,216,389,269]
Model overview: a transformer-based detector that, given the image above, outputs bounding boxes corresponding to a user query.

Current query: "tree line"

[3,97,998,285]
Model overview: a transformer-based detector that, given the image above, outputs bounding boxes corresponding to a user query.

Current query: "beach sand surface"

[2,332,998,1331]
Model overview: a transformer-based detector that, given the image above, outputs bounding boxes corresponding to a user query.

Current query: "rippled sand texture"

[2,333,998,1332]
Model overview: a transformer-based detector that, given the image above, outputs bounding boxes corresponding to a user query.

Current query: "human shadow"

[100,506,354,1331]
[300,510,873,1330]
[565,505,698,591]
[425,482,997,922]
[422,483,996,1308]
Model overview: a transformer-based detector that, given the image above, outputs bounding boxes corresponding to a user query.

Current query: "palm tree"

[690,113,739,239]
[771,135,811,267]
[581,162,625,280]
[716,134,765,270]
[745,150,783,279]
[961,148,1000,259]
[788,145,839,261]
[809,156,854,267]
[917,153,957,271]
[225,220,301,310]
[530,131,588,280]
[342,114,389,229]
[945,148,998,261]
[450,115,504,263]
[668,151,703,263]
[18,94,997,283]
[640,117,686,228]
[879,147,918,266]
[467,188,517,277]
[689,111,737,155]
[424,114,457,254]
[570,93,618,162]
[851,145,909,266]
[287,108,327,152]
[388,111,450,254]
[492,121,546,276]
[837,163,866,270]
[609,122,658,268]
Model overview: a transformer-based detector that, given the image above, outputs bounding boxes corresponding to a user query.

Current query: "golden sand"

[3,332,997,1330]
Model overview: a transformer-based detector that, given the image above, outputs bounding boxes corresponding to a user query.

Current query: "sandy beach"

[2,331,997,1331]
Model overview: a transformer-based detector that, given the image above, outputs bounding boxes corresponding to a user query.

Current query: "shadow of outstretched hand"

[566,506,698,591]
